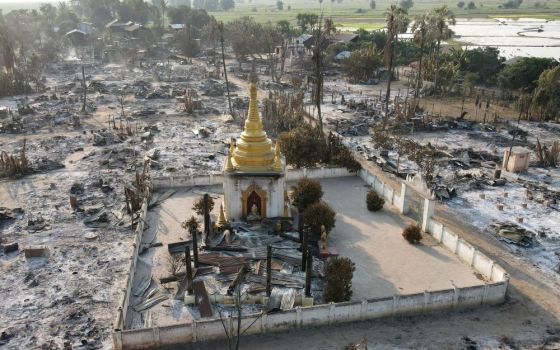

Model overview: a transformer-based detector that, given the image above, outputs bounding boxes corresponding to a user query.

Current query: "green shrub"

[324,257,355,303]
[402,224,422,244]
[291,177,323,212]
[366,190,385,211]
[303,201,336,239]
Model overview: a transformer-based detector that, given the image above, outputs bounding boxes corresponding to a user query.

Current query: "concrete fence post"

[399,183,409,214]
[471,250,477,267]
[296,307,302,327]
[360,300,368,320]
[260,311,267,333]
[423,291,430,312]
[328,302,335,325]
[392,295,400,314]
[152,327,161,348]
[421,198,435,232]
[454,237,460,254]
[192,321,197,342]
[482,283,489,304]
[453,287,460,308]
[488,261,495,281]
[112,331,123,350]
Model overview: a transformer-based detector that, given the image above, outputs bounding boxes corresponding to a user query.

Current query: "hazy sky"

[0,0,64,3]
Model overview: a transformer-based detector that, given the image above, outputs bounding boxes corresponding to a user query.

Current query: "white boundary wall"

[113,166,509,350]
[113,280,508,350]
[113,191,151,332]
[151,167,353,190]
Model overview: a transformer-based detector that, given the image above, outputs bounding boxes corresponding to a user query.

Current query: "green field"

[1,0,559,28]
[209,0,560,26]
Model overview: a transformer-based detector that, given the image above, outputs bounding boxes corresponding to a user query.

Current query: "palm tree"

[411,13,431,98]
[159,0,168,29]
[431,5,455,93]
[383,5,409,126]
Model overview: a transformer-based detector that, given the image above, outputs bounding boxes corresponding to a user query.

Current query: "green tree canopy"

[278,124,326,168]
[498,57,558,93]
[291,177,324,212]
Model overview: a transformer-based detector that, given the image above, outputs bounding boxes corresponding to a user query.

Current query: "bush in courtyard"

[303,201,336,239]
[192,196,215,216]
[291,177,323,212]
[366,190,385,212]
[402,224,422,244]
[324,257,355,303]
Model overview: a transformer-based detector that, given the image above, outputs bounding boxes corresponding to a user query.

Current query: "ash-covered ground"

[0,56,241,349]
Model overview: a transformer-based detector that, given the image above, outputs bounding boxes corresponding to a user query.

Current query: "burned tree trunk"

[81,66,87,114]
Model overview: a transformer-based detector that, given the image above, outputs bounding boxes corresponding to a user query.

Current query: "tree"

[466,1,476,10]
[192,195,215,215]
[342,45,382,82]
[225,17,260,62]
[220,0,235,11]
[324,257,355,303]
[174,25,200,62]
[277,0,284,10]
[383,5,409,125]
[430,6,456,92]
[463,72,479,96]
[303,201,336,239]
[411,13,431,97]
[531,66,560,121]
[167,6,211,35]
[159,0,168,28]
[278,123,326,168]
[259,23,284,81]
[461,47,504,85]
[399,0,414,10]
[276,20,292,37]
[502,0,522,9]
[311,15,330,133]
[457,1,465,8]
[218,22,233,116]
[291,177,324,212]
[369,0,376,10]
[296,13,318,33]
[498,57,558,93]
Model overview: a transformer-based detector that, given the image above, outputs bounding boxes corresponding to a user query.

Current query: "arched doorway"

[241,184,268,219]
[247,191,262,217]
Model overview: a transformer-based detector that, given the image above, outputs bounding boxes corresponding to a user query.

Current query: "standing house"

[222,82,287,221]
[503,147,531,172]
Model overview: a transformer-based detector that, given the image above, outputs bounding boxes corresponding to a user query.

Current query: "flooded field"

[451,18,560,59]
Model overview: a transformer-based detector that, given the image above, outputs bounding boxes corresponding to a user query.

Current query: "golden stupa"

[228,82,282,173]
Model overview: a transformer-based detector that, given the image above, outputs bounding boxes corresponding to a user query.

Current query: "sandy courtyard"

[319,177,483,300]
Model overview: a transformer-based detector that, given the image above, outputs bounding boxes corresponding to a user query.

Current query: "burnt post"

[298,204,304,243]
[185,246,193,294]
[266,245,272,297]
[81,66,87,113]
[203,193,210,243]
[192,227,199,268]
[305,248,312,297]
[301,227,308,271]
